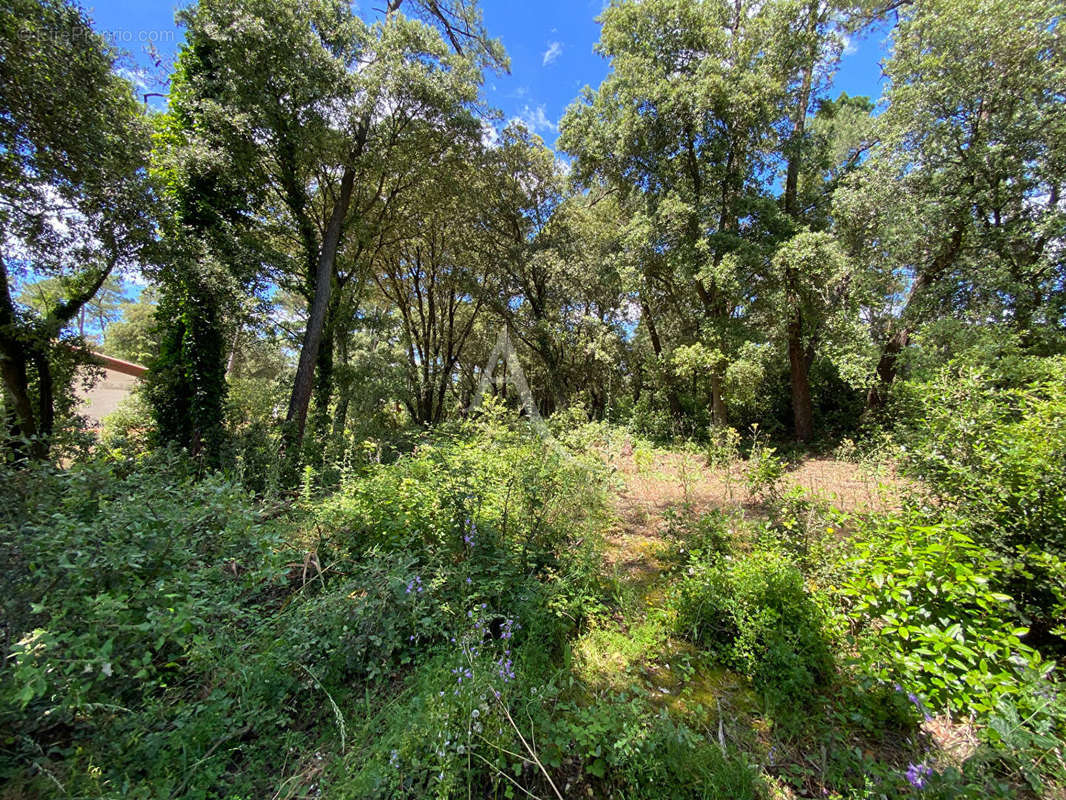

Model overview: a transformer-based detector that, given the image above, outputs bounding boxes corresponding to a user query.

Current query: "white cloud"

[513,104,557,134]
[542,41,563,66]
[117,67,149,93]
[480,121,500,149]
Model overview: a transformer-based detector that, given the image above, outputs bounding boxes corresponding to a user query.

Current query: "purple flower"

[905,762,932,789]
[905,691,933,721]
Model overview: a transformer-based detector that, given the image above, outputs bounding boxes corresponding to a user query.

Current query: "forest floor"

[567,443,948,797]
[601,444,903,595]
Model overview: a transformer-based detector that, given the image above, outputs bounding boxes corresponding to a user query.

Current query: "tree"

[561,0,787,426]
[837,0,1066,410]
[762,230,869,438]
[18,275,127,344]
[101,288,161,366]
[0,0,154,459]
[373,144,497,425]
[768,90,875,439]
[170,0,502,466]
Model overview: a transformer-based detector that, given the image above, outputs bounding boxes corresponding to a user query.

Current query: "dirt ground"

[600,442,903,579]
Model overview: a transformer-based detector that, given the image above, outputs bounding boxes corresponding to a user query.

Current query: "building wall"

[78,367,141,429]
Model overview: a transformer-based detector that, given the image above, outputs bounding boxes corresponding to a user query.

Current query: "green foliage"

[745,439,785,503]
[669,544,833,704]
[98,385,154,455]
[540,689,764,799]
[1,455,281,712]
[0,0,155,458]
[896,357,1066,653]
[145,274,232,468]
[835,518,1043,716]
[100,287,161,365]
[984,663,1066,794]
[0,415,618,797]
[763,488,848,587]
[0,453,300,797]
[898,358,1066,555]
[705,424,741,468]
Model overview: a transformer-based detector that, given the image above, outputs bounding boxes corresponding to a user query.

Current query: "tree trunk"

[866,326,910,412]
[865,220,964,413]
[783,19,815,439]
[331,332,351,439]
[710,369,728,427]
[788,315,814,441]
[1,258,40,454]
[284,163,356,451]
[0,349,37,445]
[640,297,682,417]
[225,326,240,377]
[32,349,55,444]
[311,301,336,446]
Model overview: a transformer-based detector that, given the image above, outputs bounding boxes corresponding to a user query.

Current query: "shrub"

[706,425,741,468]
[542,689,764,799]
[669,547,833,703]
[834,518,1044,716]
[898,358,1066,555]
[0,453,299,797]
[895,358,1066,654]
[745,431,785,504]
[1,454,285,718]
[0,415,613,798]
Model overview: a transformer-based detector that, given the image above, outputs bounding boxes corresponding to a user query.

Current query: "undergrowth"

[3,389,1065,798]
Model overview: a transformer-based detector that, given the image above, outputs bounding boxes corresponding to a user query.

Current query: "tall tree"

[772,0,846,439]
[561,0,786,426]
[837,0,1066,410]
[0,0,154,459]
[374,142,496,425]
[171,0,502,465]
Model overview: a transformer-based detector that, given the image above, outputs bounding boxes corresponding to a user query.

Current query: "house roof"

[91,351,148,378]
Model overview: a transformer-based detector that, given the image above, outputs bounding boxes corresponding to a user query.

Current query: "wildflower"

[906,691,933,721]
[905,762,932,789]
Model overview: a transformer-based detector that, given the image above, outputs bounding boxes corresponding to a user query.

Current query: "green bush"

[669,547,833,703]
[898,357,1066,555]
[0,415,614,798]
[745,439,785,504]
[895,357,1066,654]
[834,518,1044,716]
[1,454,285,717]
[541,689,764,799]
[0,453,301,797]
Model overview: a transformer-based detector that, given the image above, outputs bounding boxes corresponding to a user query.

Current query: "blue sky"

[85,0,892,151]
